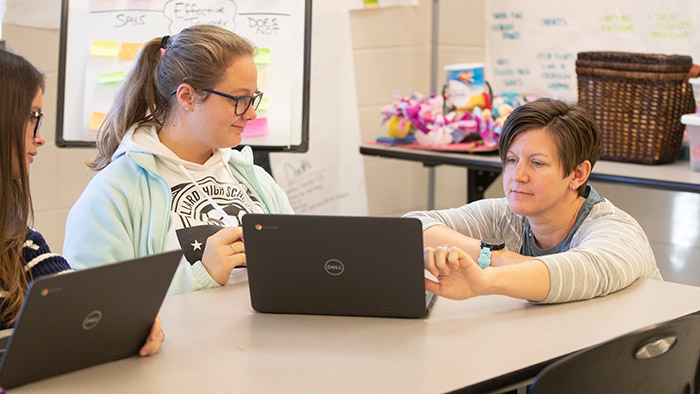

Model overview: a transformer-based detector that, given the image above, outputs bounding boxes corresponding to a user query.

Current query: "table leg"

[468,169,501,203]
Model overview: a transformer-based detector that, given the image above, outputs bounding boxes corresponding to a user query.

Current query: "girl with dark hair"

[0,49,163,355]
[63,25,293,294]
[406,98,661,304]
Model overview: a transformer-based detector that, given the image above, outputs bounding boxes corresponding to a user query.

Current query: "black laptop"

[0,250,182,389]
[242,214,436,318]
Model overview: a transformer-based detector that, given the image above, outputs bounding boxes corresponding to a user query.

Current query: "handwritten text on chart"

[163,0,237,31]
[282,160,349,213]
[540,17,567,27]
[492,58,529,88]
[247,17,280,35]
[93,3,293,35]
[537,52,574,91]
[650,12,692,39]
[600,14,634,33]
[114,13,149,28]
[491,11,522,40]
[94,0,239,32]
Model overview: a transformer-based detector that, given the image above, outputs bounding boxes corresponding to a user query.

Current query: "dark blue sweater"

[0,229,72,329]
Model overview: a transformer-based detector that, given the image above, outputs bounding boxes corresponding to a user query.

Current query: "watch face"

[481,238,505,250]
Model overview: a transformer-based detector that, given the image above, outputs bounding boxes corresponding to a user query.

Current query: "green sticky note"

[257,97,269,112]
[253,48,271,65]
[97,71,125,84]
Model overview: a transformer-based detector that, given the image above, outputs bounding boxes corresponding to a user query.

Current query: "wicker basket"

[576,51,696,164]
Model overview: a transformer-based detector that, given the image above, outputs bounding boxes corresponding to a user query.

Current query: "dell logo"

[324,259,345,276]
[82,310,103,330]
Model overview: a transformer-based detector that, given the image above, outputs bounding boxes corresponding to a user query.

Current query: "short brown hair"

[498,98,602,194]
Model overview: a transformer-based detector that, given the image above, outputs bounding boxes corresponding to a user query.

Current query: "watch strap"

[478,247,492,269]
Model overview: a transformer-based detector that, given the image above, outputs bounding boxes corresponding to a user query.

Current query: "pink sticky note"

[242,118,269,138]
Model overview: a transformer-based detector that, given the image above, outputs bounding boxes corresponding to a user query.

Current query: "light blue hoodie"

[63,123,294,294]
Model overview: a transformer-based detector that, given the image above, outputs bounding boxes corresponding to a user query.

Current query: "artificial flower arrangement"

[379,89,531,150]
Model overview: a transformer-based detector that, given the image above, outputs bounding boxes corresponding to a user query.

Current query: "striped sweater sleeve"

[23,229,74,279]
[538,201,661,303]
[404,199,661,304]
[403,198,526,253]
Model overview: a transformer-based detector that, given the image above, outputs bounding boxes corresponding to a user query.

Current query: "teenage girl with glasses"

[64,25,293,294]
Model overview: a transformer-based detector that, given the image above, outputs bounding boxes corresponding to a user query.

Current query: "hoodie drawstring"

[177,163,236,227]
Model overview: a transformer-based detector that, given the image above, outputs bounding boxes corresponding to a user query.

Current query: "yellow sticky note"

[89,112,106,131]
[91,41,119,57]
[97,71,125,84]
[253,48,271,65]
[257,97,269,112]
[118,42,143,61]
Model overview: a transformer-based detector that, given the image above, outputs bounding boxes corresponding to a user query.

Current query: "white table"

[12,279,700,393]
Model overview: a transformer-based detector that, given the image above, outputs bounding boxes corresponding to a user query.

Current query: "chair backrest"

[530,314,700,394]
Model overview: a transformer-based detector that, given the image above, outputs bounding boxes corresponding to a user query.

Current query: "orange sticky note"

[118,42,143,61]
[242,117,269,138]
[89,112,106,131]
[90,41,119,57]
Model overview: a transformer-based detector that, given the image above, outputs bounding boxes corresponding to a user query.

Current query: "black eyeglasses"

[29,111,43,139]
[202,89,263,116]
[169,88,264,116]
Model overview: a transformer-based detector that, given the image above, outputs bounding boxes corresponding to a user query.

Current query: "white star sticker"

[191,239,202,251]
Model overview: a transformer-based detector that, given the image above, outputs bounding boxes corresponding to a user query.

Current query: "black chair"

[530,314,700,394]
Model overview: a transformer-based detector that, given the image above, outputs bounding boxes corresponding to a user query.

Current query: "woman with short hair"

[406,98,661,303]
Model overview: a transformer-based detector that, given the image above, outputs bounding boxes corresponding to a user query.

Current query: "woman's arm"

[424,246,550,302]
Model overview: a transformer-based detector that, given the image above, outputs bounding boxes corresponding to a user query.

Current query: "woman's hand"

[424,245,490,300]
[138,315,165,357]
[201,226,246,285]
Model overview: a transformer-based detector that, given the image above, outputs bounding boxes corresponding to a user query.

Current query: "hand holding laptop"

[201,226,247,285]
[138,315,165,357]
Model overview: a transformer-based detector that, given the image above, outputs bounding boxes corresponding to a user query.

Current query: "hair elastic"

[160,35,170,50]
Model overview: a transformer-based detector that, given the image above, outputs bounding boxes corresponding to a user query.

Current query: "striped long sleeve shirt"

[403,190,662,304]
[0,229,73,329]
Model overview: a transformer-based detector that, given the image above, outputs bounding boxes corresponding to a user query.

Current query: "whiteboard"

[56,0,311,151]
[485,0,700,102]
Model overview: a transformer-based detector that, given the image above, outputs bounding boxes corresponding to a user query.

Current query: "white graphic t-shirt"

[168,173,266,266]
[156,149,266,293]
[123,126,269,294]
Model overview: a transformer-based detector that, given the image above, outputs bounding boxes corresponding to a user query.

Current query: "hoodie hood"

[112,122,257,174]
